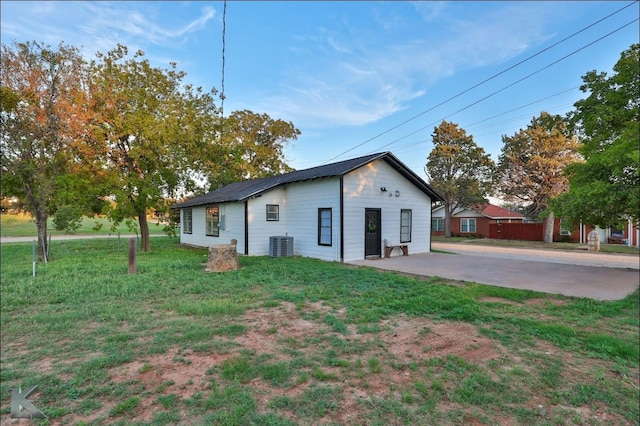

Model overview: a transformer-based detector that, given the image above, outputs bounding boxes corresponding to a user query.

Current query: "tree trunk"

[444,202,452,238]
[138,210,150,252]
[34,207,48,261]
[544,211,555,243]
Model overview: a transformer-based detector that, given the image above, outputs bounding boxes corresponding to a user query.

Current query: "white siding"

[245,180,341,260]
[284,178,341,261]
[179,202,245,251]
[178,158,434,262]
[246,188,287,255]
[342,159,432,262]
[432,206,483,218]
[431,206,446,218]
[457,209,484,218]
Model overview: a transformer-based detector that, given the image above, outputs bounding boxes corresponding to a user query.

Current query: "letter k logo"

[11,386,47,419]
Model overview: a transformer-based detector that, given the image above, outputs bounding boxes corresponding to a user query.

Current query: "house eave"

[171,151,444,210]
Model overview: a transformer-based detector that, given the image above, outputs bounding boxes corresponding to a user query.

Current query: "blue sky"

[1,1,638,179]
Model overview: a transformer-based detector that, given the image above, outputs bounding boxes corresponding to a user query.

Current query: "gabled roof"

[480,204,524,220]
[431,203,523,220]
[172,152,443,209]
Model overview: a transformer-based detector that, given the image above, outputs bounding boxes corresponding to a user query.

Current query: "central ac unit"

[269,236,294,257]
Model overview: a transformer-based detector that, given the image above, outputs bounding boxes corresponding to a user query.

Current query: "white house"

[171,152,443,262]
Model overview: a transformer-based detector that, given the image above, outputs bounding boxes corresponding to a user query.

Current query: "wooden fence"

[489,223,544,241]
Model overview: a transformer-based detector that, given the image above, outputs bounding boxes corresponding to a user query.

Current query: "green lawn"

[1,213,167,238]
[1,237,637,425]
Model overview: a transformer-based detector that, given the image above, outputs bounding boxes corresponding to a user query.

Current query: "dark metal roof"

[172,152,443,209]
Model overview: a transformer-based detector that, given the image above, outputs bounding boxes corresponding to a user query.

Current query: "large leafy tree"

[553,44,639,228]
[496,112,581,242]
[425,121,495,237]
[1,41,98,259]
[90,45,220,252]
[203,110,300,189]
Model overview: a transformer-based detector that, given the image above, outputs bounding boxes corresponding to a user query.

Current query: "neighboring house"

[171,152,444,262]
[555,219,639,247]
[431,204,524,238]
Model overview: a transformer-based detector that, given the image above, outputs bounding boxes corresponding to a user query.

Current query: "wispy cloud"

[1,2,216,58]
[411,1,449,23]
[81,3,215,49]
[260,2,556,129]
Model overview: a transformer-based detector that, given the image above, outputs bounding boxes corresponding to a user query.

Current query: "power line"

[391,102,576,156]
[364,18,637,158]
[438,19,638,119]
[220,0,227,117]
[463,87,579,129]
[320,1,638,164]
[469,103,574,131]
[369,86,580,154]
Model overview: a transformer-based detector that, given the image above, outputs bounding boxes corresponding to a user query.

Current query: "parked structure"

[431,204,524,238]
[431,202,639,247]
[172,152,444,262]
[556,219,639,247]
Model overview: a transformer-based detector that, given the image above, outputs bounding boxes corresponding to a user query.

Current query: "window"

[206,206,219,237]
[432,217,444,232]
[611,227,624,237]
[266,204,279,221]
[559,218,571,236]
[461,218,476,233]
[400,209,412,243]
[183,208,193,234]
[318,208,332,246]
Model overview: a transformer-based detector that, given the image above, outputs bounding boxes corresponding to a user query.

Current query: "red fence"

[489,223,544,241]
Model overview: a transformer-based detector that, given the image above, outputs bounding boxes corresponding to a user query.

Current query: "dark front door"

[365,208,381,257]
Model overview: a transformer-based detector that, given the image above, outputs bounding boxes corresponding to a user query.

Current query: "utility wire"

[433,19,638,122]
[320,1,638,164]
[364,18,637,157]
[462,87,579,129]
[390,102,575,156]
[368,86,580,153]
[220,0,227,117]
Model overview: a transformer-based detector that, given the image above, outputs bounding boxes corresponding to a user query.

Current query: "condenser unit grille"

[269,236,294,257]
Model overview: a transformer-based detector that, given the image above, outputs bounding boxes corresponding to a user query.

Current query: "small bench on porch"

[384,239,409,258]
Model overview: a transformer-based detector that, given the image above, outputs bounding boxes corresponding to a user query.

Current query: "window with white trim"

[266,204,279,221]
[432,217,444,232]
[206,206,219,237]
[183,208,193,234]
[461,218,476,233]
[559,218,571,236]
[400,209,412,243]
[318,208,332,246]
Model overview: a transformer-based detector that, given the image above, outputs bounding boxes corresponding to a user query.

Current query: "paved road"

[350,244,640,300]
[0,234,158,244]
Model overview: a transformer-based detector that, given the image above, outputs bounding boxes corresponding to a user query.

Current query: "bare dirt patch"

[2,301,636,425]
[479,296,521,305]
[525,298,567,306]
[92,302,504,424]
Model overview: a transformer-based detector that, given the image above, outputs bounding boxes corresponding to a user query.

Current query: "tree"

[203,110,300,189]
[496,112,581,242]
[89,45,220,252]
[1,41,93,259]
[552,44,639,228]
[425,121,495,237]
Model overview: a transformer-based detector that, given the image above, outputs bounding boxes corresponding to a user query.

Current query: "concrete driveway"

[348,243,639,300]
